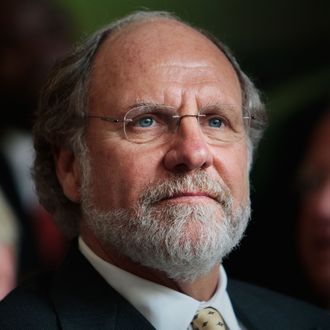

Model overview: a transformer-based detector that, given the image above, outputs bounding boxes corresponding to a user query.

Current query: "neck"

[81,225,220,301]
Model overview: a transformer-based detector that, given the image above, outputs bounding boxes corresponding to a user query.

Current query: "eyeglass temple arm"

[86,115,130,123]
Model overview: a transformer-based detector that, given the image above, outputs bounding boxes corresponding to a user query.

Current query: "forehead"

[89,19,242,111]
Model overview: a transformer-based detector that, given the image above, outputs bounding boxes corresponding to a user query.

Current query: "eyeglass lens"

[123,106,249,144]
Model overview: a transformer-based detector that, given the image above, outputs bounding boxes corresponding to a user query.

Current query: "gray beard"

[80,158,250,282]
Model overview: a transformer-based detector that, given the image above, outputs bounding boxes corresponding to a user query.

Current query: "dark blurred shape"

[226,92,330,311]
[0,0,73,131]
[0,189,18,300]
[0,0,73,294]
[296,104,330,310]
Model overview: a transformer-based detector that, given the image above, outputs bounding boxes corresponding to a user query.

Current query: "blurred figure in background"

[230,93,330,311]
[0,189,18,300]
[296,101,330,310]
[0,0,73,292]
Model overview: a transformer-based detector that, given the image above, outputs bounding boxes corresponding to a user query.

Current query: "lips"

[138,171,231,211]
[160,191,217,202]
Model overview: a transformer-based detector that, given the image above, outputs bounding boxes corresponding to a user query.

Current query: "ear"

[55,148,81,203]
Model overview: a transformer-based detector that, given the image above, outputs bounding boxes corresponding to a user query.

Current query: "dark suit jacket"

[0,244,329,330]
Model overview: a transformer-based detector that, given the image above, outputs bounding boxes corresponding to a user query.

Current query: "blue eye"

[208,117,224,128]
[138,116,154,127]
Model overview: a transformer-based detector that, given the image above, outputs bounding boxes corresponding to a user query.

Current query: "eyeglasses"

[86,104,251,144]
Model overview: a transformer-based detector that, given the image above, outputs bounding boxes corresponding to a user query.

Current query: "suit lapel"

[50,243,155,330]
[227,280,265,330]
[227,279,328,330]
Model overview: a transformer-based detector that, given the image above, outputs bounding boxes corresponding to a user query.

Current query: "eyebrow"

[200,102,242,114]
[125,101,242,116]
[126,102,176,112]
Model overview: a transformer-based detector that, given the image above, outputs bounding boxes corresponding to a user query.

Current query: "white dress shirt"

[79,238,243,330]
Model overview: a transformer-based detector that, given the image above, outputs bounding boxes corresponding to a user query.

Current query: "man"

[0,11,329,329]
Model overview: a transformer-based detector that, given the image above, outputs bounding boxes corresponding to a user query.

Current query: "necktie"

[191,307,227,330]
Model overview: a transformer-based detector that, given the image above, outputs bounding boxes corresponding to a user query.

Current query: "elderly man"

[0,11,329,330]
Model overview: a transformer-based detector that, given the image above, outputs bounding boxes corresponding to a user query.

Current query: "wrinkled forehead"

[90,19,240,91]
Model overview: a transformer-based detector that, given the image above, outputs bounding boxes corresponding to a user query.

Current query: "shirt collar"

[79,237,241,330]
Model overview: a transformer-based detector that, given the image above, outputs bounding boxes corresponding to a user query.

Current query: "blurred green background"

[58,0,330,110]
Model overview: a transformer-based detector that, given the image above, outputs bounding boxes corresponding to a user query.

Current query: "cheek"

[87,143,163,210]
[214,144,249,204]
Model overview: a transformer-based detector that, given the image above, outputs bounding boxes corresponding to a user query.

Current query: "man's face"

[298,111,330,300]
[77,20,250,279]
[86,20,248,210]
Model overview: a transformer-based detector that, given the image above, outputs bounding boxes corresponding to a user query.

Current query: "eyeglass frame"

[85,103,253,144]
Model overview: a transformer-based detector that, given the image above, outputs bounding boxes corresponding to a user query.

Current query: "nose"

[163,116,213,172]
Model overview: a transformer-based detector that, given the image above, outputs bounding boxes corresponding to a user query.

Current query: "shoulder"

[228,279,330,329]
[0,247,155,330]
[0,273,59,329]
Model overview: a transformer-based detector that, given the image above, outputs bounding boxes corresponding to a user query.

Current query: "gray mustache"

[138,171,232,209]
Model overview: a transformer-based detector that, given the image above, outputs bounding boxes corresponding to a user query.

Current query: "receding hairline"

[89,15,241,100]
[101,15,216,47]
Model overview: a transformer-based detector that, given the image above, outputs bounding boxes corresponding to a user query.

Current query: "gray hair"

[33,10,267,237]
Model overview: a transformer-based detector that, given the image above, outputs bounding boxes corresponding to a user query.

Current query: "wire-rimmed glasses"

[86,103,251,144]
